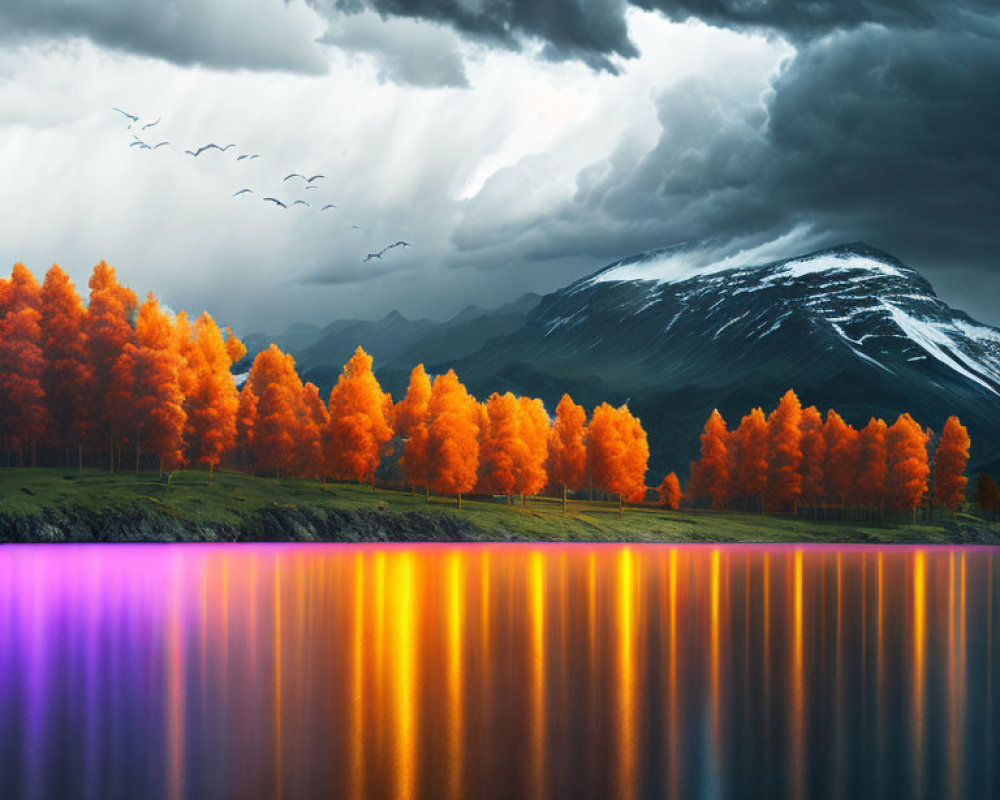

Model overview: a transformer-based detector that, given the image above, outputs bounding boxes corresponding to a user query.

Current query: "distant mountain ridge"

[239,243,1000,476]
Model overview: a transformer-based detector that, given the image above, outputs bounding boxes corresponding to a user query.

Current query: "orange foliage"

[854,417,888,508]
[112,294,188,472]
[324,346,393,484]
[587,403,649,503]
[733,407,768,506]
[183,313,240,471]
[395,364,432,490]
[39,264,92,453]
[823,410,858,504]
[241,345,303,475]
[479,392,523,496]
[767,390,803,510]
[691,409,731,509]
[224,326,247,365]
[516,396,549,497]
[799,405,827,506]
[86,261,138,460]
[657,472,681,510]
[934,416,970,512]
[426,369,481,498]
[546,394,588,492]
[886,413,930,511]
[0,264,50,456]
[296,382,330,479]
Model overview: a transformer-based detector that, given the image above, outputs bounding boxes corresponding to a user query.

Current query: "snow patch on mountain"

[777,253,905,281]
[585,242,909,287]
[880,302,1000,395]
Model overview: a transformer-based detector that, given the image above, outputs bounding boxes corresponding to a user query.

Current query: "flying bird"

[186,143,236,157]
[363,252,383,262]
[237,154,259,161]
[153,141,170,149]
[306,174,325,183]
[347,224,361,230]
[129,140,147,148]
[320,204,338,211]
[233,189,254,197]
[292,200,310,207]
[141,117,161,131]
[388,240,412,250]
[112,107,138,124]
[304,185,318,190]
[263,197,287,208]
[283,173,305,182]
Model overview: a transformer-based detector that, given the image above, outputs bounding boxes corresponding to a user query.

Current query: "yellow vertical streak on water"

[668,548,679,800]
[618,548,637,800]
[790,549,804,800]
[529,550,546,800]
[912,551,926,800]
[166,561,185,800]
[350,553,366,800]
[392,552,418,800]
[710,549,721,757]
[273,559,283,800]
[446,551,465,800]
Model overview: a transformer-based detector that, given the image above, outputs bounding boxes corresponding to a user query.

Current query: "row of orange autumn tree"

[0,262,650,505]
[686,390,972,514]
[239,346,650,507]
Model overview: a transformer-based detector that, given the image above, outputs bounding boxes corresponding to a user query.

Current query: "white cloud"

[0,11,790,332]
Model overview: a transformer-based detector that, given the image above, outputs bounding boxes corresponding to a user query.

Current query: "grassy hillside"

[2,468,997,544]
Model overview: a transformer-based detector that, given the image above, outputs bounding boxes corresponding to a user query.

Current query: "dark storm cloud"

[314,0,996,70]
[313,0,638,72]
[0,0,326,73]
[633,0,998,40]
[319,11,469,87]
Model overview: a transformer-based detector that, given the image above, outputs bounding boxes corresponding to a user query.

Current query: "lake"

[0,544,996,799]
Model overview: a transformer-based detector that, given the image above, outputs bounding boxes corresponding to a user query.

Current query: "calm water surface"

[0,544,997,799]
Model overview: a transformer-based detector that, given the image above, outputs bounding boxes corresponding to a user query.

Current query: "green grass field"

[2,467,997,544]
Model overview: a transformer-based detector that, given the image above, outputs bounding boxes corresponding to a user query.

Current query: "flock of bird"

[111,107,412,262]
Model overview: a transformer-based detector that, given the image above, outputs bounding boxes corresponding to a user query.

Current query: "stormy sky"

[0,0,997,332]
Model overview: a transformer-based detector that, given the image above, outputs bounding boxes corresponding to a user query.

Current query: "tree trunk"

[458,492,462,510]
[562,484,567,516]
[78,443,83,471]
[425,486,430,504]
[371,473,377,493]
[109,433,114,474]
[159,455,164,476]
[619,495,623,519]
[210,462,214,480]
[135,431,141,474]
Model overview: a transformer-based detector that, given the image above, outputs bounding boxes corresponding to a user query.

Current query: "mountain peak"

[579,239,915,289]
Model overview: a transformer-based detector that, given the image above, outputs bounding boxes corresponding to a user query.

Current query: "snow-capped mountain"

[448,242,1000,473]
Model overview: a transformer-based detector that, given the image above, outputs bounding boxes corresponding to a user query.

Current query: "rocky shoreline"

[0,506,500,545]
[2,505,999,545]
